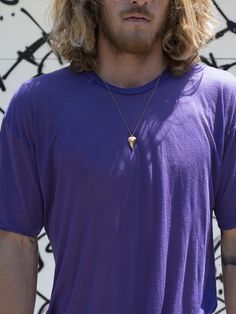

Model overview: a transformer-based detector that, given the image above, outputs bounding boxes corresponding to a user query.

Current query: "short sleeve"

[213,73,236,230]
[214,127,236,230]
[0,82,44,237]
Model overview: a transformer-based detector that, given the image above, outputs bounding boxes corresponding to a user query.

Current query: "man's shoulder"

[189,63,236,108]
[5,66,87,120]
[199,64,236,132]
[199,63,236,90]
[17,65,87,96]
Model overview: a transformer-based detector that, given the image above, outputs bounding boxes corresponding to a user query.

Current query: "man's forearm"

[0,232,38,314]
[221,230,236,314]
[221,254,236,313]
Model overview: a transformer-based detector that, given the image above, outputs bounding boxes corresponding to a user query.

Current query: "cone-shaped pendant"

[128,135,137,150]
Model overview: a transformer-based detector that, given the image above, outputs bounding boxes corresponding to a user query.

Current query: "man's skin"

[0,0,236,313]
[221,229,236,313]
[96,0,170,87]
[0,230,38,313]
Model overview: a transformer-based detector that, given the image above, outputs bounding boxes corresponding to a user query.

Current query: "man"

[0,0,236,313]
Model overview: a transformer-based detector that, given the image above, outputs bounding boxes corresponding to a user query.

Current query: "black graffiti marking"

[20,7,61,68]
[214,233,222,253]
[0,12,15,21]
[34,51,54,77]
[38,251,44,273]
[20,7,47,36]
[214,236,226,313]
[33,50,63,78]
[220,62,236,71]
[213,0,236,38]
[2,37,48,80]
[36,290,50,314]
[0,16,3,21]
[201,53,236,71]
[0,7,63,93]
[201,53,218,68]
[35,233,52,313]
[214,300,226,314]
[46,242,53,253]
[0,76,6,92]
[2,7,50,80]
[216,273,223,284]
[37,232,52,272]
[0,0,19,5]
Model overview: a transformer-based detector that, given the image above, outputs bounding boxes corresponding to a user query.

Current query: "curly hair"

[48,0,218,77]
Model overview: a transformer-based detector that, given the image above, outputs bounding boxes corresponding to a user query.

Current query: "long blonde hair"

[48,0,218,76]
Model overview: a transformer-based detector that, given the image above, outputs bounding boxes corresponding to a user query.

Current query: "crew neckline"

[85,65,170,95]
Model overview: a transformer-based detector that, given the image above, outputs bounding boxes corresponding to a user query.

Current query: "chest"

[38,95,215,183]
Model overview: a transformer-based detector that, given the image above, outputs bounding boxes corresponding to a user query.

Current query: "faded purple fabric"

[0,63,236,314]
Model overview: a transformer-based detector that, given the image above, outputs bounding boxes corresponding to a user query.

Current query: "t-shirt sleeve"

[0,81,44,237]
[214,72,236,230]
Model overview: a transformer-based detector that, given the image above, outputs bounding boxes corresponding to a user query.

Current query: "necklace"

[99,67,166,151]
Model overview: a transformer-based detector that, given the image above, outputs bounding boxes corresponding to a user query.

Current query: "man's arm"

[221,228,236,314]
[0,229,38,314]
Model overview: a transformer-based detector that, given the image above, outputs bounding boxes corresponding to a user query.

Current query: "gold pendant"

[128,135,137,150]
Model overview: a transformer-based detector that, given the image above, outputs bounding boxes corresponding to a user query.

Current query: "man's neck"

[96,36,169,88]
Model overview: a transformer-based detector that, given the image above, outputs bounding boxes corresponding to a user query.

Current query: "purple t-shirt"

[0,62,236,314]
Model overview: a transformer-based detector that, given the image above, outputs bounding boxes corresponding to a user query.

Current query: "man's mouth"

[123,14,151,23]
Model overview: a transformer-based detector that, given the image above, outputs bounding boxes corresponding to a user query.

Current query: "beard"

[97,5,168,55]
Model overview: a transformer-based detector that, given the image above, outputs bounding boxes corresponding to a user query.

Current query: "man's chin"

[113,39,157,55]
[118,46,154,55]
[100,27,159,55]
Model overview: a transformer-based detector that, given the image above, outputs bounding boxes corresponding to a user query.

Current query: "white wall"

[0,1,236,313]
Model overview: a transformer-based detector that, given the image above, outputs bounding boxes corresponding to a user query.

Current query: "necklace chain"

[100,69,165,137]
